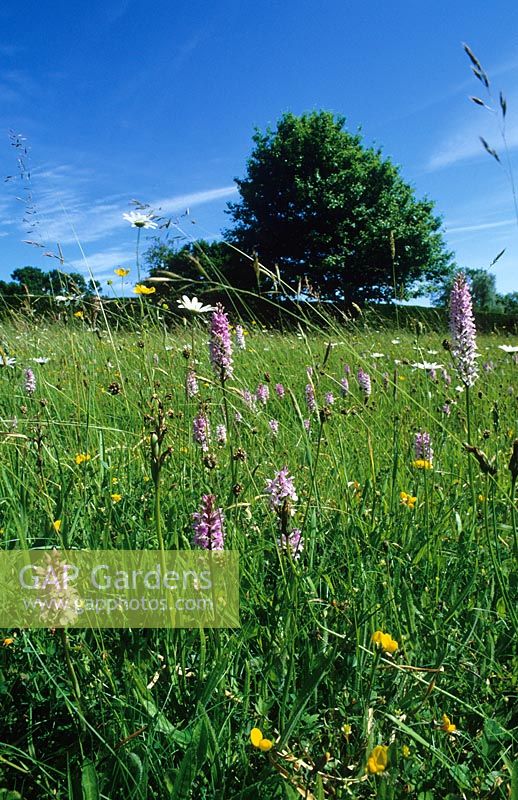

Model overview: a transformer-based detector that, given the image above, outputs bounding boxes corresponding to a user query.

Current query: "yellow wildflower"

[111,493,122,503]
[401,745,410,758]
[114,268,130,277]
[133,284,156,295]
[53,520,62,532]
[2,637,14,646]
[478,494,486,503]
[366,744,388,774]
[412,459,433,470]
[74,310,84,319]
[75,453,91,465]
[250,727,273,752]
[440,714,457,734]
[372,630,398,654]
[400,491,417,509]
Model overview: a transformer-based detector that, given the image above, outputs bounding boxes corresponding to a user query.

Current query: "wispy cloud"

[59,187,239,281]
[445,218,517,234]
[43,185,237,246]
[0,68,40,107]
[101,0,134,25]
[68,247,136,280]
[155,186,237,215]
[428,127,518,171]
[171,32,207,71]
[5,162,238,249]
[426,76,518,171]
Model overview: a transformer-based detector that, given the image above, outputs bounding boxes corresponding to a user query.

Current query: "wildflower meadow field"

[0,286,517,799]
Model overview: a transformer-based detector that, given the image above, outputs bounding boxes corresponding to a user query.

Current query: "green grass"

[0,309,516,799]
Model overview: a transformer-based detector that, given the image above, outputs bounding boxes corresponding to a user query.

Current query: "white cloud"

[3,160,238,250]
[30,183,237,247]
[67,245,166,298]
[59,187,239,282]
[155,186,237,214]
[67,247,135,281]
[445,218,517,234]
[427,126,518,171]
[426,80,518,171]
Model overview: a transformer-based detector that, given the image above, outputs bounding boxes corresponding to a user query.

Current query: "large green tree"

[145,239,256,299]
[225,111,454,303]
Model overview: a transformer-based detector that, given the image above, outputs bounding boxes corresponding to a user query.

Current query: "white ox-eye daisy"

[122,211,158,229]
[412,361,444,371]
[176,295,216,314]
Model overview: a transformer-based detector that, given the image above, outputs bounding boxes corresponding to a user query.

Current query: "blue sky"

[1,0,517,297]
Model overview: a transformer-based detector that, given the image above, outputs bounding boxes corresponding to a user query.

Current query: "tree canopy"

[225,111,455,303]
[145,239,256,300]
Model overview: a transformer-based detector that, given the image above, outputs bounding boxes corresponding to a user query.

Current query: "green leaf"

[169,716,209,800]
[511,760,518,800]
[80,758,99,800]
[277,651,334,748]
[138,698,192,744]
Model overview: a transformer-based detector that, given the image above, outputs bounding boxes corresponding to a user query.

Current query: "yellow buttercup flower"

[342,723,352,742]
[2,637,15,646]
[412,459,433,470]
[250,727,273,752]
[401,745,410,758]
[111,493,122,503]
[114,268,130,277]
[400,491,417,509]
[53,520,62,532]
[74,310,84,319]
[133,284,156,295]
[440,714,457,734]
[75,453,91,465]
[372,630,398,654]
[366,744,388,774]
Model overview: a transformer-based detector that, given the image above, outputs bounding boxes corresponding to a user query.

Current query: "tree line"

[2,111,516,313]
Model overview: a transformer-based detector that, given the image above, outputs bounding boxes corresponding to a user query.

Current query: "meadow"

[0,301,516,799]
